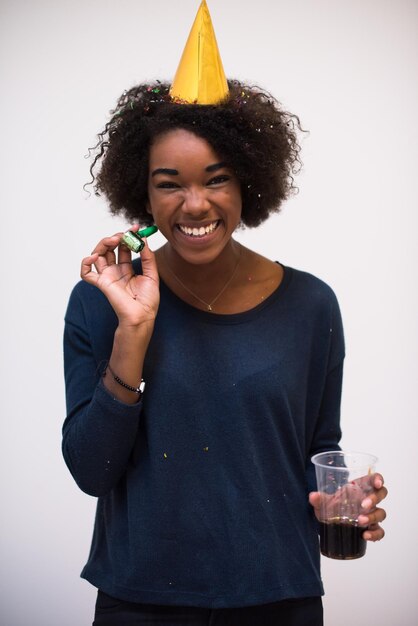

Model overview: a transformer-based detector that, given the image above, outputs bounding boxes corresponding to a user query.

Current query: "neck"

[159,240,244,312]
[163,240,241,288]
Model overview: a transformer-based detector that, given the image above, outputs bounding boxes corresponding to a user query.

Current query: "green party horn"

[121,225,158,253]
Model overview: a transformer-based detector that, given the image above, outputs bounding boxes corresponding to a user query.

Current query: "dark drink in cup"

[319,517,367,559]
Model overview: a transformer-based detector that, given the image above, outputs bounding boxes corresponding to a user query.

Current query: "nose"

[182,186,211,216]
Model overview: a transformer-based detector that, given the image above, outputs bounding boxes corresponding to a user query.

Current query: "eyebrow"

[151,162,228,177]
[151,168,179,177]
[205,161,227,172]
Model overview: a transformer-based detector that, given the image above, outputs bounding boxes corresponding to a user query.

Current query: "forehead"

[149,129,221,166]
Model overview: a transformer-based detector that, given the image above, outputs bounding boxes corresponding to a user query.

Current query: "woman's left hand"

[309,473,388,542]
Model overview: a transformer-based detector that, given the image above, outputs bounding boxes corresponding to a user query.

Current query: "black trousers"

[93,591,323,626]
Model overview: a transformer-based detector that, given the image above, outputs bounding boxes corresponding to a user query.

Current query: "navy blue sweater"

[62,263,344,608]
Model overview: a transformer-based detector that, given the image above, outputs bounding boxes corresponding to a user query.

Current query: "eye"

[156,181,180,189]
[207,175,231,186]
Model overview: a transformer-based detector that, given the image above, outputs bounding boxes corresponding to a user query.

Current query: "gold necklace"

[163,246,242,312]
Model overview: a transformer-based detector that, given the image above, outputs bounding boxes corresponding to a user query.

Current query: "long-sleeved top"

[62,262,344,608]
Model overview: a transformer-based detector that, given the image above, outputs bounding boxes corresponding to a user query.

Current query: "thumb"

[140,239,159,283]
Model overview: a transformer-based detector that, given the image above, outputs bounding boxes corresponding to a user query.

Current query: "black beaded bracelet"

[104,364,145,396]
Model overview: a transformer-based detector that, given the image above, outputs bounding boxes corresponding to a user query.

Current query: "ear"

[145,199,153,215]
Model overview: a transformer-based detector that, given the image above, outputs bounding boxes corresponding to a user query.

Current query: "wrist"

[115,320,155,342]
[104,363,145,398]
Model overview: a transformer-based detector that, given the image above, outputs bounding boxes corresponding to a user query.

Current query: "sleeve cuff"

[95,378,144,417]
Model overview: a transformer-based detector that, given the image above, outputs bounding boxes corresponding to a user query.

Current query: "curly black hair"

[88,80,304,228]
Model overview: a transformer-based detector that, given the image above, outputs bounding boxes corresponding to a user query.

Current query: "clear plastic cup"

[311,451,378,560]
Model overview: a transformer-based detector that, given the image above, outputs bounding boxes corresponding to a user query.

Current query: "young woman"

[63,81,387,626]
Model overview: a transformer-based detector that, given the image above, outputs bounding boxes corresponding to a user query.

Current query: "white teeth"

[179,221,218,237]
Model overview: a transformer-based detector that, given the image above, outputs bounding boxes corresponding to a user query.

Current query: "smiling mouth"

[177,220,220,238]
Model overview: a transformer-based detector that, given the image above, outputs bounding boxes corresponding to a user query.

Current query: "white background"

[1,1,417,624]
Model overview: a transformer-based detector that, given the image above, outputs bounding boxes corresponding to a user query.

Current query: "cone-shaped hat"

[170,0,229,105]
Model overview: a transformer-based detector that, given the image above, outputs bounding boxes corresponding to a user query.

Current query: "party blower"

[121,225,159,253]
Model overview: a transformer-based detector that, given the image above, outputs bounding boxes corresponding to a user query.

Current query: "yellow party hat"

[170,0,229,105]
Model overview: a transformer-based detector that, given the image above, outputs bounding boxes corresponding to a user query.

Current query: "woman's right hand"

[80,227,160,331]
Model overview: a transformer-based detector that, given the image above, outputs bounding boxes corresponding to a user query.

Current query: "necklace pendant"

[207,304,213,312]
